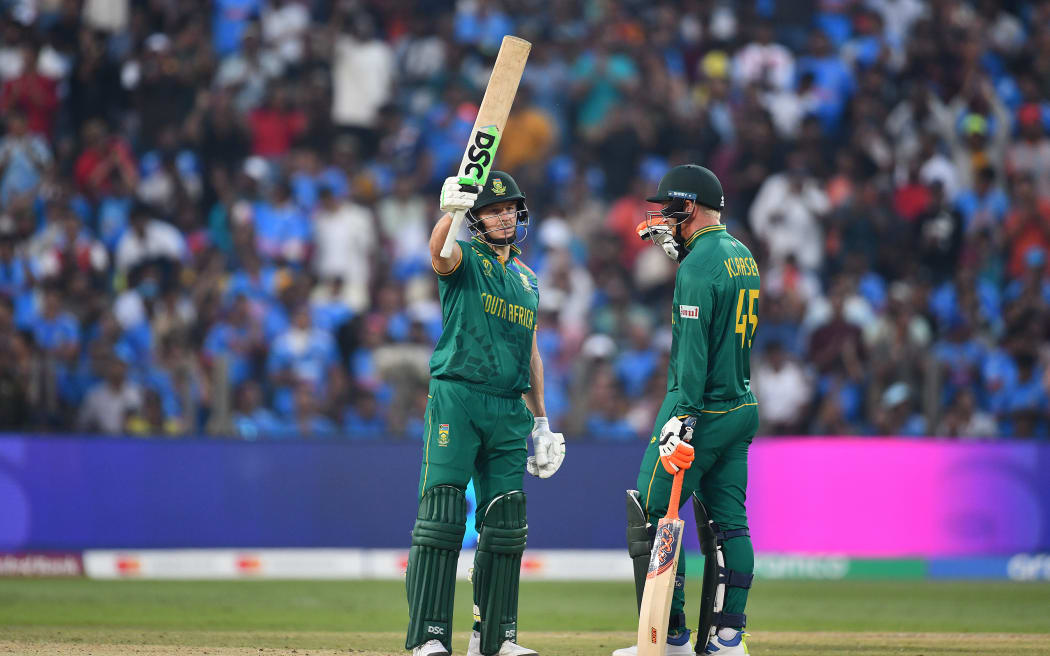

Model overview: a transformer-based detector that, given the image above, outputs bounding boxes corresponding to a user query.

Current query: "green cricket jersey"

[668,224,760,415]
[430,238,539,396]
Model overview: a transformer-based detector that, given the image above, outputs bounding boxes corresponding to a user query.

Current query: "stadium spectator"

[749,154,830,272]
[267,305,338,417]
[0,43,58,137]
[1006,103,1050,199]
[73,119,138,199]
[114,203,186,275]
[76,356,142,434]
[331,11,394,159]
[0,111,50,208]
[1004,176,1050,279]
[936,388,997,439]
[342,388,387,440]
[313,185,374,312]
[125,389,181,437]
[231,380,283,439]
[753,341,812,435]
[0,0,1047,440]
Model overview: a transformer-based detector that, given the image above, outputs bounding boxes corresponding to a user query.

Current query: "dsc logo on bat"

[463,127,500,181]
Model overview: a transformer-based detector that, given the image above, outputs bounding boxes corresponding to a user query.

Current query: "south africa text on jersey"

[480,292,535,330]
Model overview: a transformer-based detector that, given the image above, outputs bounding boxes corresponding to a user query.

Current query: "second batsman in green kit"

[619,165,760,656]
[405,171,565,656]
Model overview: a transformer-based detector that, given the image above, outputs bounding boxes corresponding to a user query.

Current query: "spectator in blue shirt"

[253,180,312,265]
[226,251,279,304]
[267,305,339,417]
[1002,353,1049,438]
[0,226,36,329]
[614,314,659,398]
[203,294,265,388]
[343,388,388,440]
[584,371,639,441]
[31,285,79,362]
[454,1,514,52]
[796,30,855,131]
[0,112,52,208]
[231,380,283,439]
[280,381,338,439]
[213,0,262,56]
[955,167,1010,234]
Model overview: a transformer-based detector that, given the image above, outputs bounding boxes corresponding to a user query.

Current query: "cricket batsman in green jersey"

[617,165,760,656]
[405,171,566,656]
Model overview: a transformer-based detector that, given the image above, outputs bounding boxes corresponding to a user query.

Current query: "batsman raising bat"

[617,165,760,656]
[404,170,565,656]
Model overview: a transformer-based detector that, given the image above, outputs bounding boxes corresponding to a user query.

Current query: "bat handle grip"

[665,469,685,521]
[440,208,467,258]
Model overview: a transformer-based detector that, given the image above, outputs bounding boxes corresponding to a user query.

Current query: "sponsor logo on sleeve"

[680,305,699,319]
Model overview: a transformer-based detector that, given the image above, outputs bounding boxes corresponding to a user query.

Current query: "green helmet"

[646,164,724,211]
[471,170,526,212]
[467,171,530,246]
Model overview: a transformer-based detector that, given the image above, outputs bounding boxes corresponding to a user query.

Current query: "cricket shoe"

[611,630,693,656]
[703,628,749,655]
[412,639,450,656]
[467,630,538,656]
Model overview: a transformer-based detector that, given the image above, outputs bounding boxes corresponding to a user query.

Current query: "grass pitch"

[1,579,1049,655]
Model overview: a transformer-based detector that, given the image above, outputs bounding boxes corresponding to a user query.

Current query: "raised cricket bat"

[637,469,686,656]
[439,35,531,258]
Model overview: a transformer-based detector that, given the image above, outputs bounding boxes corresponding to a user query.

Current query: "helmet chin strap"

[671,205,694,262]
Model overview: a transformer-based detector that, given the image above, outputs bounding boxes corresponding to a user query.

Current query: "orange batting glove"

[658,415,696,474]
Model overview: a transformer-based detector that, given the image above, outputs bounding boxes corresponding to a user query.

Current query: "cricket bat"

[439,35,531,258]
[637,468,686,656]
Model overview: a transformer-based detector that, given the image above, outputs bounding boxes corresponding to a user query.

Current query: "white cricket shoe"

[413,639,450,656]
[467,630,538,656]
[612,633,693,656]
[703,628,749,655]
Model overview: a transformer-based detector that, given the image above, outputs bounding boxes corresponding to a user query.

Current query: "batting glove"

[636,219,680,261]
[526,417,566,479]
[658,415,696,475]
[440,176,479,215]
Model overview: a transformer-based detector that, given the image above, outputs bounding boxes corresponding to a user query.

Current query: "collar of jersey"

[471,236,521,262]
[683,224,726,252]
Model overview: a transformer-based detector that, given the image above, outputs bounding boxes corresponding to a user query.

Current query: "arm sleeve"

[674,268,715,416]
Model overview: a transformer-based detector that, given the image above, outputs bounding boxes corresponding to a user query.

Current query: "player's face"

[478,201,519,241]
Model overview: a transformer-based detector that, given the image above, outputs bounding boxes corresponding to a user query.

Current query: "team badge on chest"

[519,272,532,292]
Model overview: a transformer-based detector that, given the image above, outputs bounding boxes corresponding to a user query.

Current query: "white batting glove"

[637,221,680,261]
[526,417,565,479]
[439,176,479,214]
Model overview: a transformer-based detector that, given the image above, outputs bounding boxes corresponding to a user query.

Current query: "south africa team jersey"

[668,224,761,415]
[430,238,539,396]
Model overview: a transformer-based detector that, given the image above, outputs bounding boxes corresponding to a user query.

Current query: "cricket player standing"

[405,172,566,656]
[619,165,760,656]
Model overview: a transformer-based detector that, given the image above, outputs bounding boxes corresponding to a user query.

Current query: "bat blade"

[440,35,531,257]
[636,516,684,656]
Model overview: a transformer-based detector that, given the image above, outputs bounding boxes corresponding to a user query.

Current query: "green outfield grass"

[2,579,1049,655]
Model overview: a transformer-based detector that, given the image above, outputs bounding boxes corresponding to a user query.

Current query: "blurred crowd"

[0,0,1048,440]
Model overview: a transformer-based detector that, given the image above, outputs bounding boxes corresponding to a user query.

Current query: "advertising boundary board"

[2,436,1048,556]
